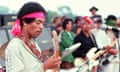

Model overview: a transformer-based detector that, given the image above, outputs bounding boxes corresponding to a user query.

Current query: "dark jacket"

[73,31,97,58]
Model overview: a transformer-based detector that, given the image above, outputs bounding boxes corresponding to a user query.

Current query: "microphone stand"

[116,31,120,72]
[109,30,120,72]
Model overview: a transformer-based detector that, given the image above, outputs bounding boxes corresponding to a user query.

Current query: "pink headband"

[22,12,45,19]
[12,12,45,36]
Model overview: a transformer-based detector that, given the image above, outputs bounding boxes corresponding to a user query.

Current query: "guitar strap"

[90,33,98,48]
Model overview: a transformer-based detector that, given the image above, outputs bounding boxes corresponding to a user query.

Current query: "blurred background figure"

[102,29,120,72]
[50,16,61,34]
[56,24,63,43]
[0,41,9,72]
[61,15,68,23]
[104,15,118,42]
[92,18,110,49]
[105,15,117,26]
[56,24,63,35]
[89,6,102,23]
[101,17,120,72]
[72,16,82,35]
[116,17,120,27]
[60,18,75,69]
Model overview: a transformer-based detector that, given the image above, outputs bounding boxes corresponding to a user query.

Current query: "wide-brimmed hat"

[89,6,98,12]
[105,15,117,21]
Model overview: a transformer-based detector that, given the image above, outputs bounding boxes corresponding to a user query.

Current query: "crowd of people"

[50,6,120,72]
[0,1,120,72]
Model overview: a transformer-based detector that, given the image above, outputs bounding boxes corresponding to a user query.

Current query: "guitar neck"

[52,31,60,57]
[52,30,60,72]
[93,50,106,60]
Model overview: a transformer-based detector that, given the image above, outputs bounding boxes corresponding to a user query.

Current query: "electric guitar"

[74,46,118,72]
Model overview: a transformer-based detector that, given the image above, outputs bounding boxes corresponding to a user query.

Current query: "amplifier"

[0,14,17,26]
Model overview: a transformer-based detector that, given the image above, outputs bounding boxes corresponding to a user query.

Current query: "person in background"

[5,2,61,72]
[72,16,82,35]
[102,29,120,72]
[92,19,111,49]
[75,26,81,36]
[50,16,61,34]
[61,15,68,23]
[105,15,117,42]
[73,16,98,72]
[60,18,75,69]
[97,17,119,72]
[116,17,120,27]
[103,17,120,72]
[89,6,102,23]
[56,24,63,43]
[0,41,9,72]
[56,24,63,35]
[105,15,117,26]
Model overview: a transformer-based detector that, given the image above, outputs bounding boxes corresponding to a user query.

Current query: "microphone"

[61,43,81,58]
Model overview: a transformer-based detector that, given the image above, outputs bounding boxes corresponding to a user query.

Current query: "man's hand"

[43,54,61,71]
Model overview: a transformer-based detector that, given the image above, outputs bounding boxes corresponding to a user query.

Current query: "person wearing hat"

[102,30,120,72]
[89,6,102,23]
[92,18,119,72]
[101,17,120,72]
[73,16,98,72]
[105,15,117,26]
[5,2,61,72]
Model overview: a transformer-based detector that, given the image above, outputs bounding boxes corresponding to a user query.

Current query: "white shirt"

[5,37,44,72]
[92,28,111,49]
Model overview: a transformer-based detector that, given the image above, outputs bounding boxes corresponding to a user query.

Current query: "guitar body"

[74,57,88,72]
[74,47,106,72]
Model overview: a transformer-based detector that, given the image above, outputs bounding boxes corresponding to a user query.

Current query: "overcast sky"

[0,0,120,18]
